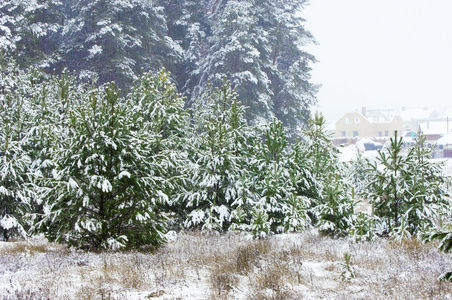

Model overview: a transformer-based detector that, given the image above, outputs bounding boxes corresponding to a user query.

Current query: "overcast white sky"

[302,0,452,124]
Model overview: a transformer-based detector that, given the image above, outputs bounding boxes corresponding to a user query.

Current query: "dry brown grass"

[0,238,68,256]
[2,230,452,299]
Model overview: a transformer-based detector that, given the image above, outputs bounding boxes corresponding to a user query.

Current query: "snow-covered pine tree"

[251,118,310,234]
[22,70,79,237]
[0,2,20,52]
[58,0,182,91]
[129,69,189,149]
[128,69,190,226]
[314,172,356,236]
[401,133,449,235]
[365,131,450,237]
[342,152,369,195]
[255,0,318,137]
[287,113,354,235]
[182,80,257,232]
[290,113,340,202]
[365,132,408,236]
[0,53,39,240]
[0,0,63,69]
[250,205,271,238]
[188,0,317,132]
[163,0,211,94]
[36,80,170,249]
[190,0,273,124]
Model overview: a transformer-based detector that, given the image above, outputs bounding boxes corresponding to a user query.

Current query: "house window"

[345,117,350,124]
[385,130,389,137]
[353,131,359,137]
[355,117,360,124]
[379,131,383,137]
[341,131,346,137]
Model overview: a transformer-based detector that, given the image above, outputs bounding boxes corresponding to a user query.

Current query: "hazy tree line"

[0,0,317,135]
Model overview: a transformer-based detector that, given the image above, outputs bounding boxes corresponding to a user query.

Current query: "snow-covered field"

[1,154,452,299]
[1,229,452,299]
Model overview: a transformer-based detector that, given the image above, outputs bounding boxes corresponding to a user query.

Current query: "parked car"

[356,139,382,152]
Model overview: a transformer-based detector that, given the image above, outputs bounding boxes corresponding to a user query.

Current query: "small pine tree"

[251,118,310,234]
[348,212,378,242]
[182,81,256,231]
[128,69,190,219]
[35,80,171,249]
[288,112,351,234]
[315,173,356,237]
[342,152,369,194]
[366,132,408,235]
[403,133,449,234]
[290,113,340,202]
[340,252,355,280]
[365,131,450,237]
[0,54,40,240]
[250,205,271,238]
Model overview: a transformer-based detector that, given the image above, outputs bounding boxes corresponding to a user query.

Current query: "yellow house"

[335,110,403,140]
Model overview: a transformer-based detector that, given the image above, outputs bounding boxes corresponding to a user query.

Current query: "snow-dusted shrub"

[250,205,271,238]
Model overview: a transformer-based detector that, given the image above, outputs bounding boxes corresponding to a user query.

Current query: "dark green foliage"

[185,0,318,132]
[58,0,179,91]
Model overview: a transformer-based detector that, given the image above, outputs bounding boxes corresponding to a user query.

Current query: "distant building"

[398,107,436,133]
[399,107,452,140]
[418,121,451,141]
[335,108,403,144]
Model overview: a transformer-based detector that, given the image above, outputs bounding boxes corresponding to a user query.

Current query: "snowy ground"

[1,230,452,299]
[2,153,452,299]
